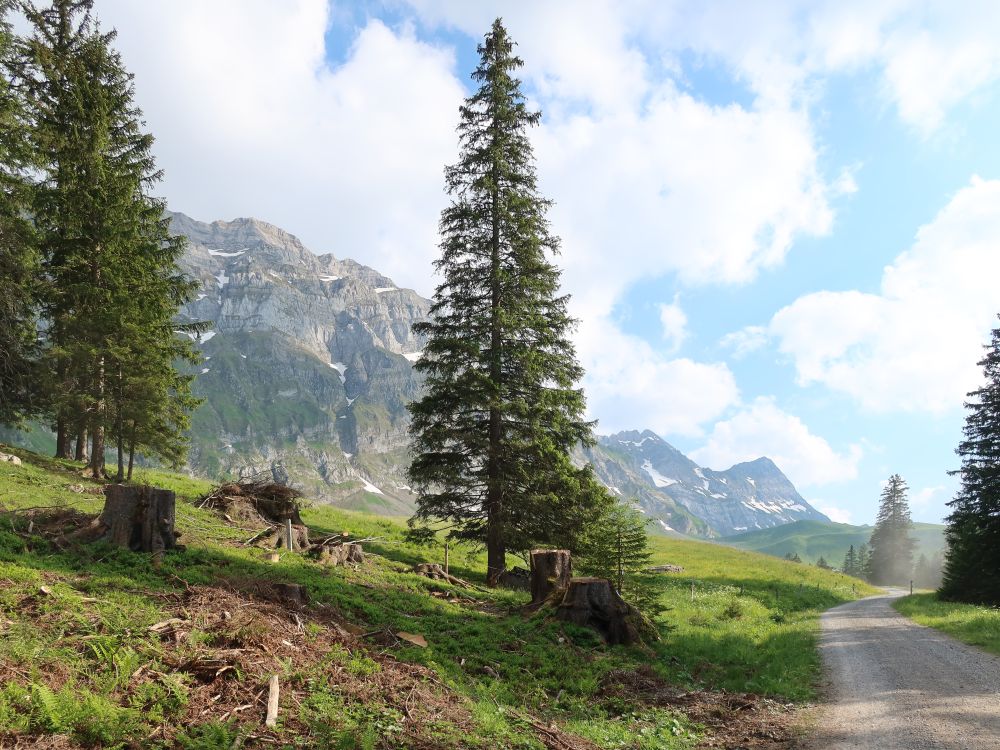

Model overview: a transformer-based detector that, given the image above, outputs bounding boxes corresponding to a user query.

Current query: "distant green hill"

[720,519,946,566]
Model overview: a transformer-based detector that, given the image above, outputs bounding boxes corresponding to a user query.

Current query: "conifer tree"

[857,542,871,582]
[408,18,612,584]
[868,474,916,585]
[842,544,859,577]
[941,321,1000,604]
[816,556,831,570]
[0,0,40,426]
[579,503,654,606]
[21,0,199,477]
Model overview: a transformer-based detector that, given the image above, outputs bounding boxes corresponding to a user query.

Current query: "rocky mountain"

[144,212,825,539]
[170,211,428,513]
[583,430,829,537]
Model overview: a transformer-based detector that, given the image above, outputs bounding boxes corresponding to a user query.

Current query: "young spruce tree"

[408,19,612,584]
[868,474,916,585]
[578,503,654,607]
[940,321,1000,604]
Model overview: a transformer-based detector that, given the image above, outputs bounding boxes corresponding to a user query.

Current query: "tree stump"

[310,542,365,566]
[498,566,531,592]
[530,549,572,604]
[100,484,178,553]
[255,524,310,552]
[556,577,637,646]
[271,583,309,607]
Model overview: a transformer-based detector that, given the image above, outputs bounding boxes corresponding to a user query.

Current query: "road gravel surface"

[809,589,1000,749]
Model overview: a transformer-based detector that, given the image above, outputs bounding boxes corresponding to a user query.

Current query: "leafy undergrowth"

[0,444,876,749]
[893,593,1000,655]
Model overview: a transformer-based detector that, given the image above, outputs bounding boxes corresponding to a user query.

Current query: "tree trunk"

[115,415,125,482]
[89,357,105,480]
[74,420,87,462]
[530,549,572,604]
[98,484,178,553]
[126,424,136,482]
[485,146,504,588]
[556,577,637,646]
[55,417,72,459]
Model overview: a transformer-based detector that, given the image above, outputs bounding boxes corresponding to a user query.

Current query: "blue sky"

[91,0,1000,526]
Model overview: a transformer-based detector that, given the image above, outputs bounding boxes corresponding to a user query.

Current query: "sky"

[72,0,1000,526]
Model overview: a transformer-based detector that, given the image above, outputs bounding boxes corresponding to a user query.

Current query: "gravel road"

[809,589,1000,749]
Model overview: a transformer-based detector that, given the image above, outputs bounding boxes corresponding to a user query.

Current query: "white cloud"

[624,0,1000,135]
[815,503,853,524]
[578,317,739,437]
[770,176,1000,413]
[719,325,769,358]
[658,296,688,352]
[690,397,862,487]
[90,0,465,294]
[911,485,945,511]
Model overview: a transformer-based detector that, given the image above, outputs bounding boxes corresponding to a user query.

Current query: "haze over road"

[810,590,1000,749]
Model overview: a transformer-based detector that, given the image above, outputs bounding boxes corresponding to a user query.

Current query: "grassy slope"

[721,519,945,564]
[893,594,1000,656]
[0,445,877,749]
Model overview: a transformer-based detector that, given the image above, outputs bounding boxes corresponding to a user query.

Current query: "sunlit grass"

[894,593,1000,655]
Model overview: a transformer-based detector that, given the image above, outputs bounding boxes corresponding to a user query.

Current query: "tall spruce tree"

[857,542,872,582]
[940,321,1000,604]
[0,0,40,426]
[22,0,199,477]
[408,19,612,584]
[868,474,916,585]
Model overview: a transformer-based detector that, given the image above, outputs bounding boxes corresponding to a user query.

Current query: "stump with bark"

[310,542,365,566]
[81,484,179,553]
[556,577,638,646]
[498,566,531,592]
[255,524,311,552]
[530,549,572,605]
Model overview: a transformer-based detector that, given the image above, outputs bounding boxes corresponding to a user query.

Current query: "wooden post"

[529,549,572,605]
[265,675,280,727]
[285,518,293,552]
[444,541,450,575]
[910,580,913,595]
[690,581,695,601]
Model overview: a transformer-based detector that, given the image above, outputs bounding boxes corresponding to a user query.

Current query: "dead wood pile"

[198,479,305,526]
[410,563,477,589]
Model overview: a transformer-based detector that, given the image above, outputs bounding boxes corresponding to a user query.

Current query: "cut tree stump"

[556,577,638,646]
[255,523,310,552]
[529,549,572,605]
[271,583,309,607]
[98,484,178,553]
[498,566,531,592]
[310,542,365,566]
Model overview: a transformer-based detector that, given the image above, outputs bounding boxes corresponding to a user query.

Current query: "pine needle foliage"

[0,0,40,425]
[841,545,859,577]
[868,474,916,585]
[578,502,657,609]
[941,321,1000,604]
[407,18,612,582]
[19,0,201,475]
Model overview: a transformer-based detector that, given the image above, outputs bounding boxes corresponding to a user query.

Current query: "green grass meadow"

[893,593,1000,655]
[0,444,877,748]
